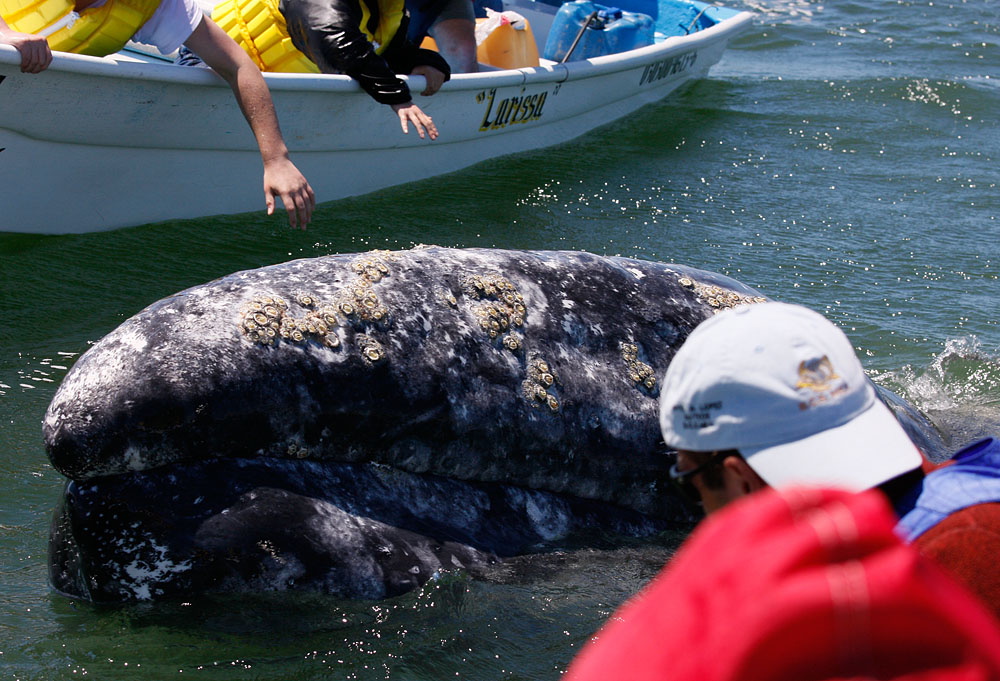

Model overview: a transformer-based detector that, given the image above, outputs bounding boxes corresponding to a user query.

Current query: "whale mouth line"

[50,451,672,603]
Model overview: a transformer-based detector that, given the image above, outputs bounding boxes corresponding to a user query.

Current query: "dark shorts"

[405,0,479,43]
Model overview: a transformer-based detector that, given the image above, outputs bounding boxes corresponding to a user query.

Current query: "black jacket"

[281,0,451,105]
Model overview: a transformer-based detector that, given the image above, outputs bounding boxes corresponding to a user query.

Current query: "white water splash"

[875,335,1000,446]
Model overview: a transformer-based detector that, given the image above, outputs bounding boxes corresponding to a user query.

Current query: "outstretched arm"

[0,16,53,73]
[183,18,315,229]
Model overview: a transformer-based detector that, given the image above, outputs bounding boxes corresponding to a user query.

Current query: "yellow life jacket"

[357,0,402,55]
[211,0,318,73]
[0,0,161,56]
[211,0,403,73]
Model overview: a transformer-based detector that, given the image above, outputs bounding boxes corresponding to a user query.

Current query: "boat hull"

[0,8,752,233]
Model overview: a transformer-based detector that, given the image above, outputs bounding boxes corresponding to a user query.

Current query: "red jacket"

[566,487,1000,681]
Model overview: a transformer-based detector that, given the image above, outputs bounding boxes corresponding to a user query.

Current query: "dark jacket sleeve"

[382,35,451,82]
[280,0,414,105]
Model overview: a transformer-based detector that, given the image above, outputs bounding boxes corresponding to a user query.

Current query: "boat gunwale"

[0,10,752,92]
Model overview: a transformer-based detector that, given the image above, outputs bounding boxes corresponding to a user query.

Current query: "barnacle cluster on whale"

[677,275,767,313]
[621,342,657,392]
[454,270,560,405]
[461,273,527,347]
[351,251,394,283]
[338,251,394,324]
[238,252,777,422]
[241,294,342,348]
[356,334,385,364]
[239,295,288,346]
[287,442,310,459]
[238,251,397,351]
[522,355,560,412]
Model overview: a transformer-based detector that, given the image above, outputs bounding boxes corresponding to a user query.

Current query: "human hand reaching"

[263,156,315,229]
[390,101,439,140]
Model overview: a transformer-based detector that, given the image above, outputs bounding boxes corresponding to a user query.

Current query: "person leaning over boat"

[656,301,1000,618]
[276,0,451,139]
[0,0,315,228]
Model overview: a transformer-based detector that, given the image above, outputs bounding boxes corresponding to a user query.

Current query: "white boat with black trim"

[0,0,753,234]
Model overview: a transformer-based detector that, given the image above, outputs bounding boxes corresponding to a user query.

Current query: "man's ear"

[722,456,768,494]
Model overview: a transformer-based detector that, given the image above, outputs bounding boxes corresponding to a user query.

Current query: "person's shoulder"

[919,502,1000,539]
[915,502,1000,620]
[914,502,1000,568]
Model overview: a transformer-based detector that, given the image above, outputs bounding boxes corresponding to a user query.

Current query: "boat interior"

[116,0,737,72]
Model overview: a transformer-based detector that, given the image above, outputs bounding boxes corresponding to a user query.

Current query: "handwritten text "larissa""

[478,89,548,131]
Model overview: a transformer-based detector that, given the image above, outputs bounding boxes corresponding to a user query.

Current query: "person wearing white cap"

[658,301,1000,618]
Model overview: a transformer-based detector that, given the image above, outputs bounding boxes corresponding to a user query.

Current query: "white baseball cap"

[658,302,922,491]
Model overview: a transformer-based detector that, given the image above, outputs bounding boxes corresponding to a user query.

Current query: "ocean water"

[1,0,998,678]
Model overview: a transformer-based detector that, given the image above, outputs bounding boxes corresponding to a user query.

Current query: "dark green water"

[2,0,998,678]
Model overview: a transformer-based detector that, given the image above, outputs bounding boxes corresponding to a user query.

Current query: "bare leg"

[428,17,479,73]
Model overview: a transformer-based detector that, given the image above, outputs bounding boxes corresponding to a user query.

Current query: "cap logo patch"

[795,356,848,409]
[796,356,839,391]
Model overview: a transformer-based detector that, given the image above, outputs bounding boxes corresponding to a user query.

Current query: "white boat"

[0,0,752,234]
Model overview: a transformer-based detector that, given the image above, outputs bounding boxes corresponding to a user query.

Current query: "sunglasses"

[668,451,734,508]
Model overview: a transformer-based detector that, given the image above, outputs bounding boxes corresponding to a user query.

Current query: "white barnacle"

[503,335,521,351]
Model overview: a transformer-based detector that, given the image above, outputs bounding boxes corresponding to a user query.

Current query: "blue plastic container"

[542,0,654,63]
[656,0,717,38]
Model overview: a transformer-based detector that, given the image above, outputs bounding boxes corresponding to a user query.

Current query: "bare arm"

[183,18,315,228]
[0,16,53,73]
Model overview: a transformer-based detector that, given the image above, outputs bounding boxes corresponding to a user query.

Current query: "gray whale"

[43,247,944,601]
